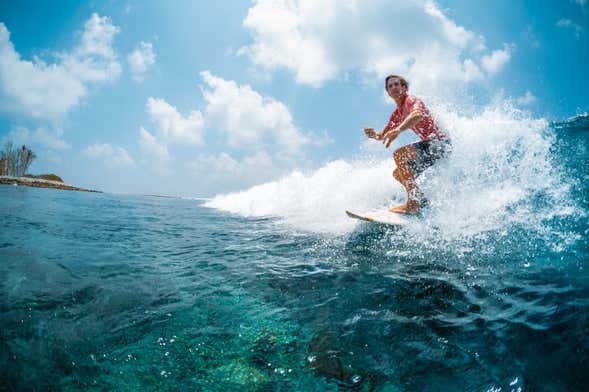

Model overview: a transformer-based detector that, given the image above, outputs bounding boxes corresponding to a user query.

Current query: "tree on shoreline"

[0,142,36,177]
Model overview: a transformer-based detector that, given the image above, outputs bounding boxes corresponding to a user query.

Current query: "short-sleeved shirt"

[383,94,446,141]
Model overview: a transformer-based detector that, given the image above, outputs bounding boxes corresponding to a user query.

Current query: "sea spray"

[205,159,400,233]
[205,102,584,258]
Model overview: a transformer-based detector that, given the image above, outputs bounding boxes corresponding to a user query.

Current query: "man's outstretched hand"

[364,127,377,139]
[382,129,399,148]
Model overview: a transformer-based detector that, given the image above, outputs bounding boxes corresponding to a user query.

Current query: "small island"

[0,142,100,193]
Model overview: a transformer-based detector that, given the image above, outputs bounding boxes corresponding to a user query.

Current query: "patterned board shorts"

[408,138,452,177]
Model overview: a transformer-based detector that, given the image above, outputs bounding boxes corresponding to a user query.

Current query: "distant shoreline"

[0,176,101,193]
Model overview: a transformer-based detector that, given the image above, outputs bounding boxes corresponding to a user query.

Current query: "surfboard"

[345,209,410,226]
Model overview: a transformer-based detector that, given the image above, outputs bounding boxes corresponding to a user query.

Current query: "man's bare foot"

[388,201,420,215]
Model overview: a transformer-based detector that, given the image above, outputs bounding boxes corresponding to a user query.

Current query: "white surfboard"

[345,209,410,226]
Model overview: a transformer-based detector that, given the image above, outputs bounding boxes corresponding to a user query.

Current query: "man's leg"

[390,145,423,214]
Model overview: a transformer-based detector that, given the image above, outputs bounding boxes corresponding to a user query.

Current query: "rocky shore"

[0,176,101,193]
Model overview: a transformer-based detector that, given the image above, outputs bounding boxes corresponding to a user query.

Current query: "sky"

[0,0,587,196]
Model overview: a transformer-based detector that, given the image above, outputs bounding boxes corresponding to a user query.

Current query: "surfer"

[364,75,451,215]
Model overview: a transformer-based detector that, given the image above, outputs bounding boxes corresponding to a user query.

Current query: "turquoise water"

[1,116,588,391]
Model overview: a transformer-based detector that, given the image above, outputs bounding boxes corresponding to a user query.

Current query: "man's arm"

[382,110,424,148]
[366,109,399,140]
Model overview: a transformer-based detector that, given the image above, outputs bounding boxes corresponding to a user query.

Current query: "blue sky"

[0,0,587,196]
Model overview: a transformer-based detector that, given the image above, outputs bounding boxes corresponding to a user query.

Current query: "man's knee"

[393,148,404,164]
[394,146,413,164]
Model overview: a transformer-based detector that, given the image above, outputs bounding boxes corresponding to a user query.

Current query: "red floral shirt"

[383,94,446,141]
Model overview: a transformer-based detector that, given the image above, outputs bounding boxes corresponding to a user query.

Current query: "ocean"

[1,112,588,391]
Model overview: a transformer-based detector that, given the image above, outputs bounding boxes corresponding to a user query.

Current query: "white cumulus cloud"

[200,70,310,152]
[481,45,513,75]
[137,97,204,171]
[0,14,121,121]
[83,143,135,167]
[4,126,70,150]
[238,0,513,93]
[136,72,326,178]
[146,97,204,145]
[139,126,170,162]
[127,41,156,82]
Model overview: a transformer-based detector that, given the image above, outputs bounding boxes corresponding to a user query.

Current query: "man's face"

[386,79,406,99]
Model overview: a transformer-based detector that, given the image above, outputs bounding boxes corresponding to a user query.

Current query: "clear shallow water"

[1,116,588,391]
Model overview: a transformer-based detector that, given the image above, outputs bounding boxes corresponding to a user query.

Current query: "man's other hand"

[364,127,376,138]
[382,129,398,148]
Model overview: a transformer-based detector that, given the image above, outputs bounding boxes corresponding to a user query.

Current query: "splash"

[205,103,583,248]
[204,159,399,233]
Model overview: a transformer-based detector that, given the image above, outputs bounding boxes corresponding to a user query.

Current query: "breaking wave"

[205,107,587,258]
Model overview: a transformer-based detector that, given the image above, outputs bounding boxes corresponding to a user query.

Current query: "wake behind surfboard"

[345,209,410,226]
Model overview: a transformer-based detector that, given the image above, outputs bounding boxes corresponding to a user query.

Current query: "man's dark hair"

[385,75,409,90]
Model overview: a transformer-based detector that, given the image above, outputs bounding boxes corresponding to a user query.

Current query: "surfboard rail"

[345,209,409,226]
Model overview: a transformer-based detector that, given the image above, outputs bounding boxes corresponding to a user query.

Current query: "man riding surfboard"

[364,75,451,215]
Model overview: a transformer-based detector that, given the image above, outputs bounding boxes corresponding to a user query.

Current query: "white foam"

[205,101,579,241]
[205,159,403,233]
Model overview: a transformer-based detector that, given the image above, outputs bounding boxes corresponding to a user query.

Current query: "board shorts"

[408,138,452,177]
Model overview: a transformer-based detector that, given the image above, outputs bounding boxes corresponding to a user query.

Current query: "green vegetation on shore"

[23,173,64,182]
[1,141,100,192]
[2,142,63,183]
